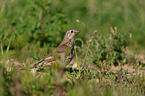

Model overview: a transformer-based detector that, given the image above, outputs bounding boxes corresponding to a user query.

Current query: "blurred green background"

[0,0,145,53]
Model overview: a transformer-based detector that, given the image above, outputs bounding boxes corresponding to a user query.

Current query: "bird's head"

[64,29,80,40]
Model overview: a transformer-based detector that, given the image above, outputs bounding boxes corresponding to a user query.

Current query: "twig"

[1,40,3,56]
[6,36,12,53]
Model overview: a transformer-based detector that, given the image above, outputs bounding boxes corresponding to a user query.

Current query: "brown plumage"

[31,29,80,68]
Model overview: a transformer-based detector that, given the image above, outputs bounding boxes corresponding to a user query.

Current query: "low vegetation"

[0,0,145,96]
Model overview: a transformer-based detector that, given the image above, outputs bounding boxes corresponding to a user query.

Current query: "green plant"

[88,27,127,66]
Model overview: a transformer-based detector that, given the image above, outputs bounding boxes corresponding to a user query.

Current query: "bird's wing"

[31,43,71,67]
[54,43,72,56]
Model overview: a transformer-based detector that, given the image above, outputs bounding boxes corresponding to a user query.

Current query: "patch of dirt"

[111,64,145,77]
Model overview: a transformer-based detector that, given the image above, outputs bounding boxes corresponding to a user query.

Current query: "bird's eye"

[71,30,73,33]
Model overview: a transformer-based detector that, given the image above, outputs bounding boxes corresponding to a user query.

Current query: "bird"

[31,29,80,68]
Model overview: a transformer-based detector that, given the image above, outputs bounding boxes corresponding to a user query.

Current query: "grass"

[0,0,145,96]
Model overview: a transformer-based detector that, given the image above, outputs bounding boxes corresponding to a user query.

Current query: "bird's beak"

[74,30,81,33]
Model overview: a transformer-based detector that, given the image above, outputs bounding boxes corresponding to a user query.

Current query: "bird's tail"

[30,55,53,67]
[30,58,45,67]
